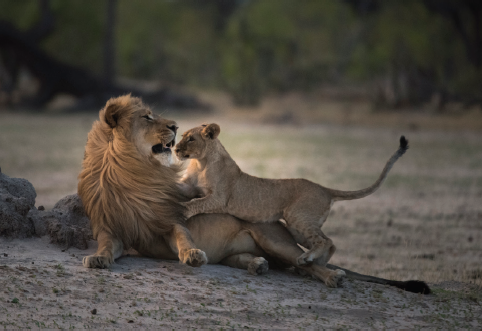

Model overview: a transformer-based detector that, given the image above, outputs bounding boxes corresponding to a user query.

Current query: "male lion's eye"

[142,115,153,121]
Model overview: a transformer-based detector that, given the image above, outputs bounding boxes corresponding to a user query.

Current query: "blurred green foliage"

[0,0,480,106]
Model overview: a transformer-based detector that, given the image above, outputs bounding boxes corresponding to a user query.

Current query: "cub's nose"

[167,125,178,133]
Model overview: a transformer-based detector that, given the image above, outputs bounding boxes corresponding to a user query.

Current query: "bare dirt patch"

[0,237,480,329]
[1,104,481,328]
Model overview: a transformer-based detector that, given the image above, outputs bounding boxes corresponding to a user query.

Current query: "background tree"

[0,0,481,109]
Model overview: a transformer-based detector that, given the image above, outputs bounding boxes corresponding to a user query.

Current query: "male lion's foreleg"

[83,231,123,268]
[221,253,269,276]
[166,224,208,267]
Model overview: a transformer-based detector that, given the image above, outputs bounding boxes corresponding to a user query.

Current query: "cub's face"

[175,123,220,161]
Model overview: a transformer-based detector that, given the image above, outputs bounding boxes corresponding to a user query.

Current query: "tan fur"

[175,123,408,266]
[78,109,426,290]
[136,214,346,288]
[78,95,207,268]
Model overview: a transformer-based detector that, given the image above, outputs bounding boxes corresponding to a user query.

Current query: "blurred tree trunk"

[103,0,117,89]
[424,0,482,69]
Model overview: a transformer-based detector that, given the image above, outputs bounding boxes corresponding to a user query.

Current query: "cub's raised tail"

[327,136,409,202]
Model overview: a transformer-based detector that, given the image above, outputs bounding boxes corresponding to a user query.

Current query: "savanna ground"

[0,93,481,328]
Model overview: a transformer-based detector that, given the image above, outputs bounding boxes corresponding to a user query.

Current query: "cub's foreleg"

[183,194,226,218]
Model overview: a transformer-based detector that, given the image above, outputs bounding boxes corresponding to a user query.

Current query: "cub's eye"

[188,136,195,142]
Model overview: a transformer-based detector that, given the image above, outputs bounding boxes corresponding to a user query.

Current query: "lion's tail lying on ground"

[326,263,431,294]
[326,136,409,201]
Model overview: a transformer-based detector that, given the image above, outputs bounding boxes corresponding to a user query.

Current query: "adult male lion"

[78,95,208,268]
[78,95,430,292]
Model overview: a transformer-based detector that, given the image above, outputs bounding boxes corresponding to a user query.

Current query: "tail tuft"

[398,280,431,294]
[400,136,408,149]
[398,135,409,155]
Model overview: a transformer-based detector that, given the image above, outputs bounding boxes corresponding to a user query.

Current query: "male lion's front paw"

[180,249,208,267]
[83,255,113,269]
[247,257,269,275]
[324,269,345,288]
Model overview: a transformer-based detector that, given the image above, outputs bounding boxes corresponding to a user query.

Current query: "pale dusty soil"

[1,97,482,328]
[0,237,480,329]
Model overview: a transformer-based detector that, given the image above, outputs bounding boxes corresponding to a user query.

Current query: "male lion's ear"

[104,104,119,128]
[201,123,221,140]
[103,97,128,128]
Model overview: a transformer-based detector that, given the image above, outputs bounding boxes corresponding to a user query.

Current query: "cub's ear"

[103,95,131,128]
[201,123,221,140]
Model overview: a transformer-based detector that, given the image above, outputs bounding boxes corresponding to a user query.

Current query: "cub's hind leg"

[246,223,344,288]
[287,226,336,267]
[221,253,269,275]
[284,200,335,266]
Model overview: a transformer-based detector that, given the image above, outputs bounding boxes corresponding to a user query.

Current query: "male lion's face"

[131,109,178,166]
[175,123,220,161]
[103,95,179,166]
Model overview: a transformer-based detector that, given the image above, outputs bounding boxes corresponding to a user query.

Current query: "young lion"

[175,123,409,266]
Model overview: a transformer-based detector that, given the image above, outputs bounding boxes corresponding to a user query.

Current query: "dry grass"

[1,97,481,287]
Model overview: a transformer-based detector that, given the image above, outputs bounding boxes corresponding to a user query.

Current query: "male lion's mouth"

[152,138,175,154]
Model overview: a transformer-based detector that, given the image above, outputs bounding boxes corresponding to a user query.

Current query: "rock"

[1,171,92,250]
[28,194,92,250]
[0,172,36,238]
[27,208,54,237]
[48,194,92,250]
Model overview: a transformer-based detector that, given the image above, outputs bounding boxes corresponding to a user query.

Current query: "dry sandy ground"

[0,237,480,329]
[1,98,482,328]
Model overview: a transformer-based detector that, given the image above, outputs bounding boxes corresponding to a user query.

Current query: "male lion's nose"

[167,125,178,133]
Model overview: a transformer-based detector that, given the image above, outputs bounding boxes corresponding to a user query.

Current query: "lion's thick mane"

[78,96,186,250]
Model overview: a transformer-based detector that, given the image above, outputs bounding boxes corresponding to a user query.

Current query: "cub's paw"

[82,254,113,269]
[296,251,316,266]
[180,249,208,267]
[180,204,195,219]
[324,269,345,288]
[247,257,269,275]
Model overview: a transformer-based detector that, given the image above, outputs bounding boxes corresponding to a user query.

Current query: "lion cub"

[175,124,408,266]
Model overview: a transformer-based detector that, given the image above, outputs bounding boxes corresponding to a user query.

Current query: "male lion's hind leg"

[301,265,346,288]
[221,253,269,276]
[83,231,123,268]
[166,224,208,267]
[247,223,345,288]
